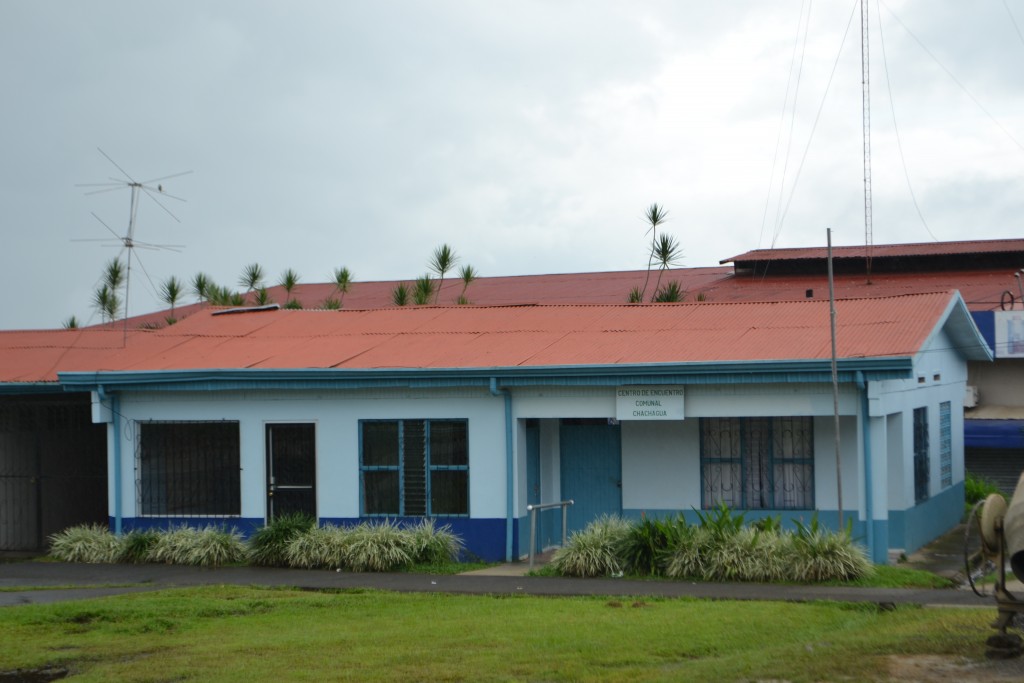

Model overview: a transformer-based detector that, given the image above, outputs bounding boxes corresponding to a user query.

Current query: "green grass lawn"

[0,585,997,682]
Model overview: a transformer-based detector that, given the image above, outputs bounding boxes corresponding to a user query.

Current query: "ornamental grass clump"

[619,514,689,576]
[405,519,465,564]
[285,524,350,569]
[117,530,161,564]
[247,513,316,567]
[664,525,712,579]
[785,515,873,582]
[48,524,120,563]
[185,526,246,567]
[702,527,786,582]
[343,520,414,572]
[148,525,246,567]
[552,514,631,578]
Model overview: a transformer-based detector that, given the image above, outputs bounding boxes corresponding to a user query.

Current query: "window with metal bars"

[913,407,930,503]
[700,416,814,510]
[939,401,952,490]
[137,421,241,516]
[360,419,468,517]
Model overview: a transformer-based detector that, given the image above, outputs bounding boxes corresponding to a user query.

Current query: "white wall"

[111,387,509,520]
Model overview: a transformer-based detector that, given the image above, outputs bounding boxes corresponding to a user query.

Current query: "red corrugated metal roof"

[2,292,963,383]
[722,238,1024,264]
[107,240,1024,333]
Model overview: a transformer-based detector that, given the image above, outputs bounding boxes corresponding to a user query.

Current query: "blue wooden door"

[559,421,622,534]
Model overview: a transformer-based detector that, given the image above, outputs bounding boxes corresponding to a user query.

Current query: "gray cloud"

[2,1,1022,328]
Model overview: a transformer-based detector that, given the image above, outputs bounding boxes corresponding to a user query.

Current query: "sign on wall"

[994,310,1024,358]
[615,386,685,420]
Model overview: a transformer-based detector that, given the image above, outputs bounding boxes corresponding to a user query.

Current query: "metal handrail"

[526,499,574,569]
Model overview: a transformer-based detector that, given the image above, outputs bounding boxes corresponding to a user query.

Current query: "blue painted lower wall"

[114,516,513,563]
[115,517,265,536]
[888,481,964,554]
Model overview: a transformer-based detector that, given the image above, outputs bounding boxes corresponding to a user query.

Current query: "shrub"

[247,513,316,567]
[48,524,120,563]
[664,525,710,579]
[694,502,745,541]
[965,472,1003,518]
[965,472,1002,505]
[619,514,689,576]
[343,520,414,572]
[405,519,465,565]
[148,525,246,567]
[552,515,631,578]
[118,530,160,564]
[285,524,350,569]
[702,527,785,582]
[785,515,873,582]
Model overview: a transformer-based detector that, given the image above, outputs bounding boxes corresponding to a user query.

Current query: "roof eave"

[58,357,915,393]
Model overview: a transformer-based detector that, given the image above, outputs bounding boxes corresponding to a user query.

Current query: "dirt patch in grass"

[0,666,70,681]
[886,654,1024,682]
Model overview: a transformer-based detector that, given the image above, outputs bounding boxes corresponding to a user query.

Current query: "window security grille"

[913,407,930,504]
[137,421,241,516]
[700,416,814,510]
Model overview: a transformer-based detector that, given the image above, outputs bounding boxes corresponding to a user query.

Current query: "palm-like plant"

[392,282,410,306]
[62,315,79,329]
[254,287,272,306]
[239,263,265,294]
[103,258,125,292]
[160,276,183,319]
[92,285,116,323]
[208,285,235,306]
[651,233,683,298]
[428,244,458,304]
[652,281,685,303]
[279,268,300,307]
[103,290,121,322]
[413,274,435,305]
[192,272,212,303]
[627,286,643,303]
[639,203,668,301]
[332,267,353,306]
[457,264,477,305]
[321,296,341,310]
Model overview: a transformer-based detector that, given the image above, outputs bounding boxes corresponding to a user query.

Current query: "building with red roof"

[0,237,1016,562]
[0,291,983,563]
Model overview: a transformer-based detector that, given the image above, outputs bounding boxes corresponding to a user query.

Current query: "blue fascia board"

[0,382,69,396]
[58,357,913,393]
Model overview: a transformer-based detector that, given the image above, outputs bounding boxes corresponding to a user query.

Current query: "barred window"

[700,416,814,510]
[914,407,930,503]
[360,419,468,517]
[138,421,241,516]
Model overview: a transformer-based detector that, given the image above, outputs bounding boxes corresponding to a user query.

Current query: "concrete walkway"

[0,524,1009,609]
[0,559,999,609]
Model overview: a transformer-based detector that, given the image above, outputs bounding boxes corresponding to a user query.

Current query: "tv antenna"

[74,148,191,342]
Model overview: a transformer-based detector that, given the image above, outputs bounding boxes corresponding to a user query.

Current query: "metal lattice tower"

[861,0,874,282]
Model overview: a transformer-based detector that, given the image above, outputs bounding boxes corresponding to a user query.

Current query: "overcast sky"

[2,1,1023,329]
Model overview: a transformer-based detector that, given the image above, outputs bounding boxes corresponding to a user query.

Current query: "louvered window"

[939,402,952,490]
[360,420,468,517]
[700,416,814,510]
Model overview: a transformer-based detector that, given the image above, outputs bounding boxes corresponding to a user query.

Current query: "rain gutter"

[57,357,914,393]
[856,371,874,560]
[490,377,514,562]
